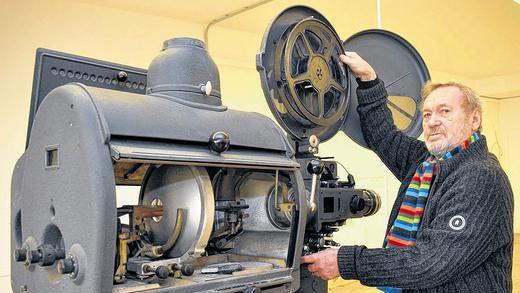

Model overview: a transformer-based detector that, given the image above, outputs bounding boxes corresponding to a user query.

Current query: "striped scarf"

[378,132,480,292]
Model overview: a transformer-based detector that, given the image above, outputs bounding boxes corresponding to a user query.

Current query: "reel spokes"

[281,19,348,127]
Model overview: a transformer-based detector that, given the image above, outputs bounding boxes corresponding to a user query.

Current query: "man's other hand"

[340,51,377,81]
[300,248,341,280]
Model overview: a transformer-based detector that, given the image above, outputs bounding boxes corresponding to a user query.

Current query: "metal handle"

[309,173,318,212]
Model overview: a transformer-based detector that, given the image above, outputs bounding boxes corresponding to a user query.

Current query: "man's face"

[422,86,479,156]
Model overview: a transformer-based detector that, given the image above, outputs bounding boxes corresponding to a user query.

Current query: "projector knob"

[209,131,230,153]
[14,248,27,262]
[57,257,76,275]
[307,158,324,175]
[144,265,170,279]
[181,264,195,276]
[155,266,170,279]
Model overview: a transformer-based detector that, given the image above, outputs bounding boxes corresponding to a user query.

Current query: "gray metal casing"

[11,82,308,292]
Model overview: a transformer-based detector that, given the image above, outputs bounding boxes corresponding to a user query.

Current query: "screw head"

[117,71,128,82]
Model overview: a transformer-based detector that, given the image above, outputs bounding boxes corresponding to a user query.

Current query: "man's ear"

[470,110,481,131]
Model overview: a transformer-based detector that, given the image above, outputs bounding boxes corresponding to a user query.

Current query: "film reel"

[275,18,349,128]
[257,6,429,148]
[258,6,350,143]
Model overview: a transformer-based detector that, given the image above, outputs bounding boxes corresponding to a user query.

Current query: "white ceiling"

[77,0,520,83]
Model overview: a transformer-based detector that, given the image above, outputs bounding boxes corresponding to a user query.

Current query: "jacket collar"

[435,135,489,180]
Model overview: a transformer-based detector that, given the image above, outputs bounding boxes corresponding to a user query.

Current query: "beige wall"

[1,0,518,291]
[498,98,520,232]
[0,0,205,289]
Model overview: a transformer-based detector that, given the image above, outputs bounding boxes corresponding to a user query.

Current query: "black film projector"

[257,6,430,292]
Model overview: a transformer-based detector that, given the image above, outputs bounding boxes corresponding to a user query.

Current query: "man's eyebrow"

[422,103,452,111]
[424,103,451,109]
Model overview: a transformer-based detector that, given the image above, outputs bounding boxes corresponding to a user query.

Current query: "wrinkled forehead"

[422,86,465,111]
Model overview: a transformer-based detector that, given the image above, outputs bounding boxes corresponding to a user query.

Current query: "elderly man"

[300,52,514,292]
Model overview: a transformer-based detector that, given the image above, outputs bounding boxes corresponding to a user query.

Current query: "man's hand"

[300,248,340,280]
[339,51,377,81]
